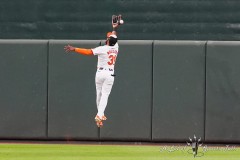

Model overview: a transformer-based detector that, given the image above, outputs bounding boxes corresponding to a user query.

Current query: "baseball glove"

[112,14,123,25]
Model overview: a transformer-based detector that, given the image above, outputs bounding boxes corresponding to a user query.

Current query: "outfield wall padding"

[205,41,240,143]
[0,40,48,139]
[47,40,100,140]
[152,41,206,141]
[0,40,240,143]
[99,40,153,141]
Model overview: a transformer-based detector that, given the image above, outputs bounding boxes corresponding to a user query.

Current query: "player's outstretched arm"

[112,25,118,36]
[64,45,93,56]
[112,21,119,36]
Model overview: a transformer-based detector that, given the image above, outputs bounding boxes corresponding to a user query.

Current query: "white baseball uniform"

[92,42,119,118]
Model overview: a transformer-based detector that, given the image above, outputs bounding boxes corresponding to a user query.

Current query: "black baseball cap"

[108,35,118,46]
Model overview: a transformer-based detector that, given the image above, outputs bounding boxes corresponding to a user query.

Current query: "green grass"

[0,143,239,160]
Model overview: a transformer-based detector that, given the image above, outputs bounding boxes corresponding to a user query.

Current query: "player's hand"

[64,45,75,52]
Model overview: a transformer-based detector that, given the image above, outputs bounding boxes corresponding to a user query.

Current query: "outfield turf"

[0,143,239,160]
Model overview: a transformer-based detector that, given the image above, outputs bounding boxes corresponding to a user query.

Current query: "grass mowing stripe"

[0,144,239,160]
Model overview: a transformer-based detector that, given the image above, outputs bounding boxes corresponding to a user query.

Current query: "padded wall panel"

[0,40,48,139]
[48,40,100,140]
[152,41,206,141]
[100,40,153,141]
[205,41,240,142]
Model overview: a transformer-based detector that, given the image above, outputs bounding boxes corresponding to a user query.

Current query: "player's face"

[105,38,110,45]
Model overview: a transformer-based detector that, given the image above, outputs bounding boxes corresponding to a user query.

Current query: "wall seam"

[203,41,208,141]
[46,40,50,138]
[151,40,154,141]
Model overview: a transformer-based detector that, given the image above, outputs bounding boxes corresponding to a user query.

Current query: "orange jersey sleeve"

[74,48,93,56]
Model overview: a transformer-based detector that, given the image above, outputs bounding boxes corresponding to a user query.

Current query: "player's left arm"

[112,24,118,36]
[111,15,123,36]
[64,45,93,56]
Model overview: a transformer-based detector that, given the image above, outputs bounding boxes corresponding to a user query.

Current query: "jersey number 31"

[108,55,117,65]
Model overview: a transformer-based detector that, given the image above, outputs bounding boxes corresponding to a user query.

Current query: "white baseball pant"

[95,69,114,117]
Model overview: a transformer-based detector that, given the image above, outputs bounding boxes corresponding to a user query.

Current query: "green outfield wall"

[1,0,240,40]
[0,40,240,143]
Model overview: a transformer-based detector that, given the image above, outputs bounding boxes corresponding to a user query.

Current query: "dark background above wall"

[1,0,240,40]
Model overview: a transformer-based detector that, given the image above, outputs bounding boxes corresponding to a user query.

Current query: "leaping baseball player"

[64,15,123,127]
